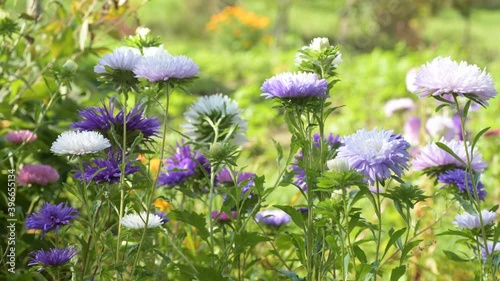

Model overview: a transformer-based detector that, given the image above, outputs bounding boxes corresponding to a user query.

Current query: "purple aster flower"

[292,133,341,190]
[25,202,79,236]
[438,169,486,200]
[72,98,160,142]
[28,247,78,272]
[412,138,486,173]
[453,210,497,229]
[452,114,469,141]
[73,149,140,184]
[158,143,209,188]
[5,130,37,144]
[255,210,291,227]
[134,53,199,82]
[18,164,60,186]
[153,212,170,224]
[216,168,256,196]
[482,242,500,260]
[383,98,415,117]
[413,56,497,105]
[212,210,237,223]
[261,72,328,99]
[337,128,411,185]
[403,116,421,146]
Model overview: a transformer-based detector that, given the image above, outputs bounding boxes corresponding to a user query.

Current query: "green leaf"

[353,245,367,264]
[274,205,305,229]
[169,210,209,241]
[383,228,406,259]
[400,239,423,263]
[437,230,476,240]
[435,142,466,166]
[443,250,471,262]
[453,194,476,214]
[233,232,270,256]
[471,127,490,152]
[390,265,406,281]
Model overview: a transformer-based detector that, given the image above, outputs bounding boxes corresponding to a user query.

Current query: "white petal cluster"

[50,131,111,155]
[383,98,415,117]
[121,212,163,229]
[134,54,199,82]
[94,47,142,74]
[414,56,497,104]
[182,94,247,144]
[454,210,497,229]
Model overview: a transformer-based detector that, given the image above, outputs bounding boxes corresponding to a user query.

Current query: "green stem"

[116,93,129,265]
[374,181,383,280]
[131,85,172,277]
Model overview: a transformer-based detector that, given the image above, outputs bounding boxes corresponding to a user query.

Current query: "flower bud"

[327,158,350,173]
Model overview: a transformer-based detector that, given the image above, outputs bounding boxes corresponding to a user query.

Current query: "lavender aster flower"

[454,210,497,229]
[50,131,111,155]
[28,247,78,272]
[337,128,410,185]
[292,133,341,190]
[182,94,247,144]
[412,138,487,173]
[158,143,209,188]
[5,130,37,144]
[25,202,79,236]
[482,242,500,259]
[438,169,486,200]
[413,56,497,105]
[74,149,140,184]
[18,164,60,186]
[403,116,421,146]
[121,212,164,229]
[216,168,256,196]
[383,98,415,117]
[255,210,291,227]
[72,98,160,142]
[261,72,328,99]
[94,47,142,74]
[134,53,199,82]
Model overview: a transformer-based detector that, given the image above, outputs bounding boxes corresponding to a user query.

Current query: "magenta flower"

[5,130,37,144]
[18,164,60,186]
[212,210,237,223]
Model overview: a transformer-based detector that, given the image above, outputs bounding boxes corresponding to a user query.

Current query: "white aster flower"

[405,68,419,93]
[121,212,163,229]
[94,47,142,74]
[413,56,497,105]
[412,137,487,172]
[181,94,247,144]
[383,98,415,117]
[425,115,456,140]
[454,210,497,229]
[50,131,111,155]
[142,46,170,57]
[327,158,350,173]
[309,37,330,51]
[133,54,199,82]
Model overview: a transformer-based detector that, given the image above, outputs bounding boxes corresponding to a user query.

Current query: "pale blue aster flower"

[133,54,199,82]
[337,128,410,185]
[261,72,328,99]
[255,210,291,227]
[454,210,497,229]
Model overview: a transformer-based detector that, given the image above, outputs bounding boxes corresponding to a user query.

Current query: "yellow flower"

[154,198,170,212]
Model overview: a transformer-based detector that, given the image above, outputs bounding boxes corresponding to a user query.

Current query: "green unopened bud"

[62,60,78,73]
[327,158,350,173]
[209,142,225,158]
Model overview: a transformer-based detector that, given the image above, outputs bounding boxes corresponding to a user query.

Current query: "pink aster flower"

[5,130,37,144]
[18,164,60,186]
[413,56,497,105]
[412,138,487,172]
